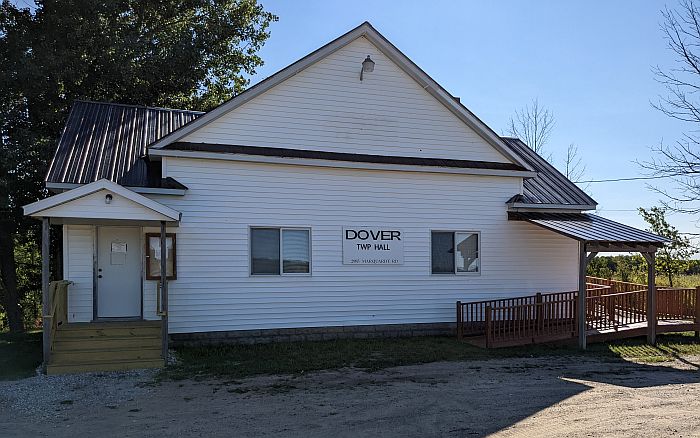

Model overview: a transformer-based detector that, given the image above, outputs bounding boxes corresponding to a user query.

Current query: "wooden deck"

[457,278,700,348]
[47,320,164,375]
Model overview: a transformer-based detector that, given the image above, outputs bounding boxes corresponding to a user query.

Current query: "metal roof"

[46,101,202,187]
[46,102,599,210]
[502,137,597,208]
[163,142,528,171]
[510,212,668,246]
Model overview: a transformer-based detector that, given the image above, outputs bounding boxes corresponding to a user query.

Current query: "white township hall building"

[23,23,667,373]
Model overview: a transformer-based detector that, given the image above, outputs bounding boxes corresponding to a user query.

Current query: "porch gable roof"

[23,179,181,223]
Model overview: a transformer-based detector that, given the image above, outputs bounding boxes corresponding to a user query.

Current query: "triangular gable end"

[24,179,181,223]
[149,22,532,170]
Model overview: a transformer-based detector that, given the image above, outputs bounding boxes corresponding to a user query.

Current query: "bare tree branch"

[507,98,555,157]
[644,0,700,213]
[564,143,586,182]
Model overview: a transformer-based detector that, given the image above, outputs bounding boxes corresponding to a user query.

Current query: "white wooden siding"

[143,157,578,334]
[40,189,173,222]
[64,225,94,322]
[182,36,511,164]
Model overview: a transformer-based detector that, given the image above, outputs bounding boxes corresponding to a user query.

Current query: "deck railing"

[457,278,700,347]
[585,289,647,331]
[457,290,577,347]
[657,287,699,320]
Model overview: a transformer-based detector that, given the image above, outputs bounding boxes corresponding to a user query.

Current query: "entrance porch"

[23,179,180,373]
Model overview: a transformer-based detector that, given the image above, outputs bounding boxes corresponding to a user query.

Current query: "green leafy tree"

[0,0,277,331]
[638,207,697,287]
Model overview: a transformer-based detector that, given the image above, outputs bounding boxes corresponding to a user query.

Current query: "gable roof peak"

[146,23,533,170]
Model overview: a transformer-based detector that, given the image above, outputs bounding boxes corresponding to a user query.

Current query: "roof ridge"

[73,100,205,114]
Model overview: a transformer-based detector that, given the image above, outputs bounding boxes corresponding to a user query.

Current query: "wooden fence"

[457,278,700,347]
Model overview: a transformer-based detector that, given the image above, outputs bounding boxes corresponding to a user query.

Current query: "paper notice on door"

[111,241,127,253]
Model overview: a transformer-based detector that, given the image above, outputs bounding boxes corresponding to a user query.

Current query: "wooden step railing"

[46,280,71,363]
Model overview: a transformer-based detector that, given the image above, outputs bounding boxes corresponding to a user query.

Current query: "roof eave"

[507,202,598,212]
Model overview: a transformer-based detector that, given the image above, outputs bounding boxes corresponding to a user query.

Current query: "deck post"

[645,252,657,345]
[578,242,587,350]
[485,305,492,348]
[456,301,462,340]
[41,217,50,372]
[160,221,169,361]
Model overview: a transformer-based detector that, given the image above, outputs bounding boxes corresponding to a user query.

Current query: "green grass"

[605,332,700,362]
[657,274,700,288]
[159,333,700,380]
[3,330,699,381]
[160,333,700,381]
[0,331,42,380]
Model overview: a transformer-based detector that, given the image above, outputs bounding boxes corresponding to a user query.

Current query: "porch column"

[41,217,50,370]
[578,241,587,350]
[160,221,169,360]
[646,251,657,345]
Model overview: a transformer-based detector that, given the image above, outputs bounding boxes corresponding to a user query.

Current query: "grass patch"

[161,336,588,380]
[605,332,700,363]
[161,333,700,381]
[0,331,42,380]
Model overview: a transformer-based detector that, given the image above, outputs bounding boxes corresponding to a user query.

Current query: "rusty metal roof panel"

[46,101,202,185]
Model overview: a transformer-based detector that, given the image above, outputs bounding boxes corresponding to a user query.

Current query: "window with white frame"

[431,231,480,274]
[250,227,311,275]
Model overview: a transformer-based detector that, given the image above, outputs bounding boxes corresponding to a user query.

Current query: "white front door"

[97,227,142,318]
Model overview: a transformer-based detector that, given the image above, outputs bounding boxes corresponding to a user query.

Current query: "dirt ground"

[2,355,700,438]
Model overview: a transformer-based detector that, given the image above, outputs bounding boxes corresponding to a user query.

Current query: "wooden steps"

[47,321,164,375]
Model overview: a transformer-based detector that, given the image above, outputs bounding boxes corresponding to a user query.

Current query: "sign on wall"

[342,227,404,265]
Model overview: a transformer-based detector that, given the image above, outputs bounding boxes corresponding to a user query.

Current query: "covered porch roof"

[23,179,181,225]
[508,212,669,252]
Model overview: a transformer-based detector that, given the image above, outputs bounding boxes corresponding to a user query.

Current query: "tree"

[564,143,586,182]
[0,0,277,331]
[641,0,700,213]
[638,207,697,286]
[507,98,555,156]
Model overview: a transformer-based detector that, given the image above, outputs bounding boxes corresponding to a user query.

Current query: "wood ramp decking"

[457,277,700,348]
[47,320,164,375]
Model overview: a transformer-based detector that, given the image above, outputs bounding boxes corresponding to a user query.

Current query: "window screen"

[251,228,280,275]
[432,231,479,274]
[431,231,455,274]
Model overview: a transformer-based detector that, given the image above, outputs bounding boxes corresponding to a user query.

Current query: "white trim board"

[24,179,181,221]
[45,182,187,196]
[149,148,537,179]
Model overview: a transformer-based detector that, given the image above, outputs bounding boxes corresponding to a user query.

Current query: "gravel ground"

[0,368,157,420]
[1,355,700,437]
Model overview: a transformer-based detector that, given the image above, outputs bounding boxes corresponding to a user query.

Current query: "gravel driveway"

[1,355,699,437]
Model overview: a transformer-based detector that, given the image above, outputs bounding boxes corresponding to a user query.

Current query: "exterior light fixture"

[360,55,375,81]
[105,194,113,204]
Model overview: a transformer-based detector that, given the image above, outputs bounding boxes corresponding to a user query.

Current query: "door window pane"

[282,229,310,273]
[455,232,479,273]
[431,231,455,274]
[251,228,280,275]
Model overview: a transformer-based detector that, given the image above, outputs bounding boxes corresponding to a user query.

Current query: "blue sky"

[252,1,698,239]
